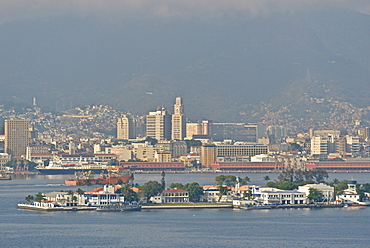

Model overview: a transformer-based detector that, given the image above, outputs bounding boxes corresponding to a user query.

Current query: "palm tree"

[263,175,271,182]
[25,195,34,202]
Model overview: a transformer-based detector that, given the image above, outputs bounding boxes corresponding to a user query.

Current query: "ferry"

[36,161,112,175]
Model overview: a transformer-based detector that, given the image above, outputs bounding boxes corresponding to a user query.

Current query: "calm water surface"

[1,173,370,247]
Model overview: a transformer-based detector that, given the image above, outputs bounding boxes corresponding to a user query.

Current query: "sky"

[1,0,369,23]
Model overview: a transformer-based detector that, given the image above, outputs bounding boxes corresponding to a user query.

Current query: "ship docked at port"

[35,153,121,175]
[36,160,113,174]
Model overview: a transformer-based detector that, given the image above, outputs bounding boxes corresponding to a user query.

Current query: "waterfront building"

[212,161,276,171]
[215,141,268,158]
[83,185,125,206]
[337,180,361,204]
[119,162,185,171]
[146,109,171,141]
[171,96,186,140]
[155,151,172,162]
[150,189,189,204]
[117,114,136,140]
[201,144,217,168]
[306,161,370,171]
[202,185,233,203]
[274,154,306,171]
[4,119,31,157]
[258,190,308,205]
[298,183,335,202]
[0,153,11,167]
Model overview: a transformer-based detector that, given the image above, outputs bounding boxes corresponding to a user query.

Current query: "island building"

[4,119,31,157]
[146,108,171,141]
[337,180,361,204]
[117,114,136,140]
[150,189,189,204]
[258,190,308,205]
[171,96,186,140]
[298,183,335,202]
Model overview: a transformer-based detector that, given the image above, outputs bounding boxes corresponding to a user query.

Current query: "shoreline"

[18,202,364,211]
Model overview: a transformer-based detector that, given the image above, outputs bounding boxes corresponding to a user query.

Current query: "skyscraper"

[146,108,171,141]
[171,96,186,140]
[117,114,135,139]
[4,119,30,157]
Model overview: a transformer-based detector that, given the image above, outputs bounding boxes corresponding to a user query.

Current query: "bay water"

[1,173,370,247]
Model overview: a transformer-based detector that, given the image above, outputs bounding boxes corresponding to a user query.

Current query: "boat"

[65,171,131,185]
[36,160,112,175]
[0,173,11,180]
[96,203,141,212]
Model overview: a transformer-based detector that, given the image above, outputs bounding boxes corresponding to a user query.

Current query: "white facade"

[150,189,189,204]
[83,185,125,206]
[298,183,335,202]
[146,109,171,141]
[171,96,186,140]
[258,190,308,205]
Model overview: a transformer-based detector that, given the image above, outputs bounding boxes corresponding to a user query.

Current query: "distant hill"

[0,10,369,123]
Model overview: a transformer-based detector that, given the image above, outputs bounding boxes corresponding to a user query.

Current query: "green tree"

[267,181,297,190]
[215,175,237,186]
[117,184,137,203]
[25,195,34,202]
[263,175,271,182]
[183,182,204,202]
[34,192,46,202]
[278,169,294,182]
[161,171,166,190]
[217,185,229,202]
[308,188,324,202]
[169,183,184,189]
[140,180,163,201]
[241,176,251,185]
[66,190,74,204]
[333,180,348,195]
[76,188,85,195]
[356,183,370,201]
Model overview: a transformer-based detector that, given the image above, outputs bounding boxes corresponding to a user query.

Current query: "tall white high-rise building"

[117,114,135,139]
[171,96,186,140]
[146,108,171,141]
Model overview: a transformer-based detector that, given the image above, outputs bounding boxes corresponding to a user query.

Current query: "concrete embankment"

[17,204,97,211]
[141,204,233,210]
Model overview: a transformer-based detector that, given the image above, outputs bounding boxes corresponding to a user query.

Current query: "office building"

[117,114,135,139]
[4,119,30,157]
[146,109,171,141]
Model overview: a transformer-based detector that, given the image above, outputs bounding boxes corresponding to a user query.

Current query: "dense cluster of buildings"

[2,96,370,173]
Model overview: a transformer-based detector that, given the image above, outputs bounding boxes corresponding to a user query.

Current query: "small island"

[18,170,370,212]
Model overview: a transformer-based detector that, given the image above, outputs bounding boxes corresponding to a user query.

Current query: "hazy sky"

[1,0,369,23]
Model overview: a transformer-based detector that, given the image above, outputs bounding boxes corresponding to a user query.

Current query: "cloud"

[0,0,369,23]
